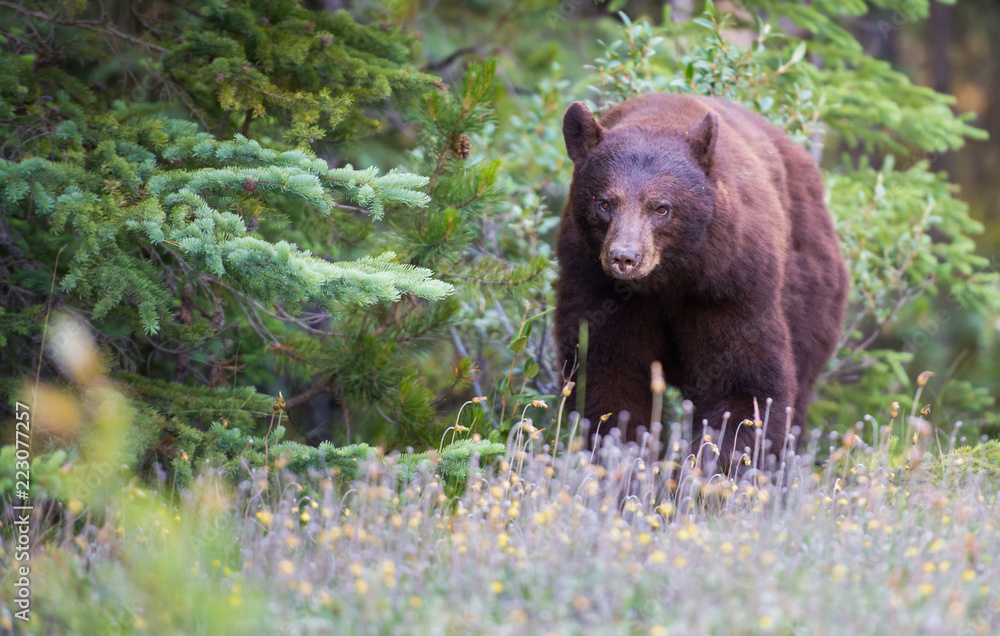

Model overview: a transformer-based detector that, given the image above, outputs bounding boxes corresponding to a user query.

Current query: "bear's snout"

[608,246,642,277]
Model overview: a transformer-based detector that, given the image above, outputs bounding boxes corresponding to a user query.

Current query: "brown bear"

[554,93,848,470]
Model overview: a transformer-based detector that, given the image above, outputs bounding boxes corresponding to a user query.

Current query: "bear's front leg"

[676,309,797,474]
[581,310,667,444]
[555,278,668,446]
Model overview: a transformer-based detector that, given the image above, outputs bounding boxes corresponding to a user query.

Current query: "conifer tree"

[0,0,549,476]
[0,1,481,467]
[271,59,549,447]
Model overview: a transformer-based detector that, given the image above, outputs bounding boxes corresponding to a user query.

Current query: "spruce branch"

[284,377,338,411]
[0,1,169,53]
[0,115,450,335]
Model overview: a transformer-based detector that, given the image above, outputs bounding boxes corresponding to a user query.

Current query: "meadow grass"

[2,405,999,636]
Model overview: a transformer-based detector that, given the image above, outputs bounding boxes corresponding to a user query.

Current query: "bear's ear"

[563,101,603,165]
[687,112,718,174]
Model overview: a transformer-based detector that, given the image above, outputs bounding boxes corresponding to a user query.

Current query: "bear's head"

[562,101,717,286]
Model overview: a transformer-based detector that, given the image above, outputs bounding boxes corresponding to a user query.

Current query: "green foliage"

[0,445,71,502]
[750,1,981,155]
[586,8,820,144]
[0,0,439,149]
[119,371,274,430]
[931,439,1000,476]
[0,426,506,503]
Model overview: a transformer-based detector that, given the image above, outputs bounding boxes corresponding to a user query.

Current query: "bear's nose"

[609,247,641,276]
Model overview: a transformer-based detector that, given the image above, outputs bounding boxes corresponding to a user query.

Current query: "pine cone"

[452,133,471,159]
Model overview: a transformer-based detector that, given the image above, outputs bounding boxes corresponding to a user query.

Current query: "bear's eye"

[655,205,672,216]
[599,200,610,211]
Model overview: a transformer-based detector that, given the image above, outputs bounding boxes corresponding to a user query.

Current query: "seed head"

[650,361,666,393]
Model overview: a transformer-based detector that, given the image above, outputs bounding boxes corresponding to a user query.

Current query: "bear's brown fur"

[555,94,848,469]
